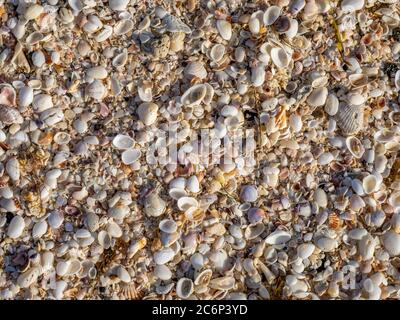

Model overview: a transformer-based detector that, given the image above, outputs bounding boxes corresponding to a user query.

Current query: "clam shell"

[7,215,25,239]
[25,4,44,20]
[315,237,337,252]
[114,19,134,36]
[297,243,315,259]
[26,32,44,45]
[112,134,135,150]
[324,94,339,116]
[95,26,113,42]
[264,6,281,25]
[0,105,23,124]
[176,278,194,299]
[33,94,53,113]
[17,268,40,288]
[181,84,207,106]
[86,66,108,80]
[389,192,400,209]
[346,136,365,159]
[307,87,328,107]
[285,18,299,38]
[184,61,207,79]
[186,176,200,193]
[270,48,290,69]
[381,230,400,257]
[210,44,225,62]
[341,0,365,12]
[249,17,261,34]
[86,80,106,100]
[32,221,48,239]
[169,188,187,200]
[98,230,111,249]
[159,219,178,234]
[137,102,158,126]
[251,65,266,87]
[109,0,129,11]
[112,49,128,68]
[194,269,212,286]
[6,157,20,181]
[163,14,191,33]
[209,276,235,290]
[121,149,141,164]
[144,193,166,217]
[336,105,364,135]
[240,185,258,202]
[216,20,232,40]
[177,196,199,211]
[154,247,175,265]
[363,175,379,194]
[265,229,291,245]
[154,265,172,280]
[18,86,34,107]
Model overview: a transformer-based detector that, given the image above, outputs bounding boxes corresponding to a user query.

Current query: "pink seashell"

[0,84,17,107]
[99,103,109,117]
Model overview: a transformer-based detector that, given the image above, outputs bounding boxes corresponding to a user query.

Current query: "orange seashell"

[37,131,53,145]
[328,213,341,230]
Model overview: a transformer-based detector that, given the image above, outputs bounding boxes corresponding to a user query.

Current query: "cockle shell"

[346,136,365,159]
[216,20,232,41]
[336,105,364,135]
[181,84,207,106]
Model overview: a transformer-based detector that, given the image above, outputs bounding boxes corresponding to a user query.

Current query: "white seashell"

[346,136,365,159]
[154,248,175,265]
[318,152,334,165]
[381,231,400,257]
[216,20,232,41]
[6,157,20,181]
[112,49,128,68]
[251,65,266,87]
[24,4,44,20]
[144,193,166,217]
[336,105,364,135]
[7,216,25,239]
[56,261,70,276]
[108,205,129,219]
[324,94,339,115]
[159,219,178,234]
[116,266,131,283]
[33,94,53,113]
[348,228,368,240]
[32,221,48,239]
[285,18,298,38]
[176,278,194,299]
[297,243,315,259]
[26,31,44,45]
[54,281,68,299]
[98,230,111,249]
[389,192,400,209]
[350,194,365,211]
[154,265,172,280]
[86,66,108,80]
[184,61,207,79]
[347,92,365,106]
[265,230,291,245]
[314,188,328,208]
[12,21,26,40]
[86,80,106,100]
[40,108,64,126]
[363,175,379,194]
[48,211,64,229]
[270,48,290,69]
[209,276,235,290]
[341,0,364,12]
[109,0,130,11]
[137,102,158,126]
[264,6,281,25]
[210,44,225,62]
[177,196,199,211]
[249,17,260,34]
[307,87,328,107]
[95,26,113,42]
[121,149,141,164]
[163,14,191,33]
[112,134,135,150]
[18,86,34,107]
[32,50,46,68]
[17,268,40,288]
[169,188,187,200]
[395,70,400,91]
[54,132,71,145]
[107,221,122,238]
[186,176,200,193]
[352,179,365,196]
[235,47,246,62]
[181,84,207,106]
[315,237,337,252]
[68,0,83,11]
[41,252,54,271]
[240,185,258,202]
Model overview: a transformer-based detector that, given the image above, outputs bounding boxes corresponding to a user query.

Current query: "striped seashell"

[335,104,363,135]
[0,105,23,124]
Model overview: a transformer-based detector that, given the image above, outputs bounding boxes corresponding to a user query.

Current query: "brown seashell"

[328,213,341,230]
[336,104,364,136]
[37,131,53,145]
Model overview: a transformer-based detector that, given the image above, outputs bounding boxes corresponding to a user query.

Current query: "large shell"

[336,105,364,135]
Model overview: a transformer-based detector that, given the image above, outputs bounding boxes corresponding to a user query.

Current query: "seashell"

[245,223,265,240]
[95,26,113,42]
[216,20,232,41]
[240,185,258,202]
[352,179,365,196]
[112,49,128,68]
[144,193,166,217]
[210,44,225,63]
[154,265,172,281]
[116,266,131,283]
[17,267,40,288]
[169,188,187,200]
[251,65,266,87]
[181,84,207,106]
[18,86,34,107]
[32,51,46,68]
[176,278,194,299]
[54,132,71,145]
[7,215,25,239]
[315,237,337,252]
[112,134,135,150]
[184,61,207,79]
[137,102,158,126]
[270,48,290,69]
[86,66,108,80]
[264,6,281,25]
[190,253,204,270]
[194,269,212,286]
[341,0,364,12]
[114,19,134,36]
[307,87,328,107]
[314,188,328,208]
[247,208,265,224]
[32,221,48,239]
[249,17,261,34]
[86,80,106,101]
[209,276,235,290]
[0,84,16,106]
[163,14,191,33]
[318,152,334,165]
[6,157,20,181]
[265,229,291,245]
[33,94,53,113]
[26,31,44,45]
[285,18,298,38]
[324,94,339,116]
[381,231,400,257]
[359,234,376,261]
[395,70,400,91]
[346,136,365,159]
[297,243,315,259]
[374,129,395,143]
[98,230,111,249]
[389,192,400,209]
[154,247,175,265]
[203,83,214,104]
[159,219,177,234]
[24,4,44,20]
[85,212,99,232]
[349,73,368,88]
[137,80,153,102]
[235,47,246,63]
[177,196,199,211]
[274,16,291,33]
[0,105,23,125]
[109,0,130,11]
[363,175,379,194]
[186,176,200,193]
[68,0,83,11]
[12,21,26,40]
[48,211,64,229]
[350,194,365,211]
[121,149,141,164]
[348,228,368,241]
[347,92,365,106]
[336,105,363,136]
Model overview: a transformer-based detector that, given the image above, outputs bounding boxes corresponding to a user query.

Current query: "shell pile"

[0,0,400,301]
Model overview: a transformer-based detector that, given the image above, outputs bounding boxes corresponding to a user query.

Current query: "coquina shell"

[336,105,364,135]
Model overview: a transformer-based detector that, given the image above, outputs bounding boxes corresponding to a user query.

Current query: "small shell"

[0,105,23,124]
[389,192,400,209]
[265,229,291,245]
[154,265,172,281]
[177,196,199,211]
[251,65,266,87]
[86,80,106,101]
[54,132,71,145]
[184,61,207,79]
[315,237,337,252]
[341,0,365,12]
[363,175,379,194]
[32,221,48,239]
[144,193,166,217]
[307,87,328,107]
[114,19,134,36]
[176,278,194,299]
[381,231,400,257]
[98,230,111,249]
[297,243,315,259]
[324,94,339,116]
[86,66,108,80]
[18,86,34,107]
[270,48,290,69]
[0,84,16,106]
[7,215,25,239]
[216,20,232,41]
[112,49,128,68]
[181,84,207,106]
[112,134,135,150]
[249,17,261,34]
[6,157,20,181]
[209,276,235,290]
[17,268,40,288]
[24,4,44,20]
[159,219,178,234]
[121,149,141,164]
[186,176,200,193]
[336,105,364,135]
[137,102,158,126]
[240,185,258,202]
[194,269,212,286]
[346,136,365,159]
[154,248,175,265]
[210,44,225,62]
[109,0,130,11]
[26,32,44,45]
[163,14,191,33]
[264,6,281,25]
[314,188,328,208]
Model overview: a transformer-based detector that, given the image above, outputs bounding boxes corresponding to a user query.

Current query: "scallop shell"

[184,61,207,79]
[264,6,281,25]
[112,134,135,150]
[216,20,232,41]
[0,105,23,124]
[176,278,194,299]
[270,48,290,69]
[346,136,365,159]
[336,105,364,135]
[181,84,207,106]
